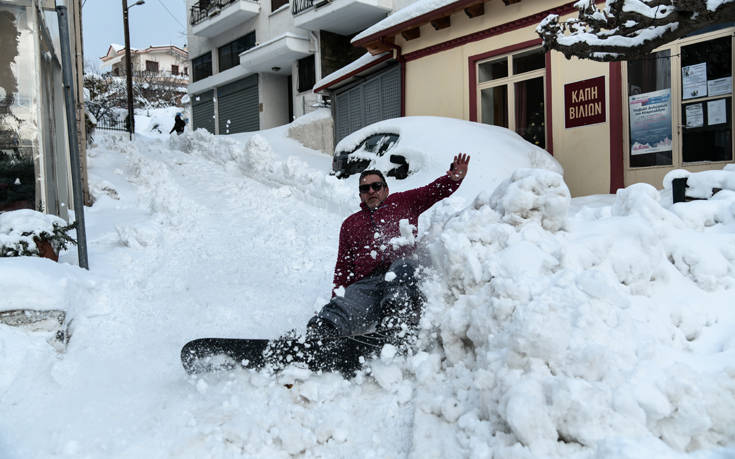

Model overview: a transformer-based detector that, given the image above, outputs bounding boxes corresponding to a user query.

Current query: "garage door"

[334,64,401,143]
[218,75,259,134]
[192,90,215,134]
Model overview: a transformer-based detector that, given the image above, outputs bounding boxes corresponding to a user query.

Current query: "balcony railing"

[291,0,313,16]
[190,0,243,26]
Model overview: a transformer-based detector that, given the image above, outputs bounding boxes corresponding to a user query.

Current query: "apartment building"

[186,0,412,135]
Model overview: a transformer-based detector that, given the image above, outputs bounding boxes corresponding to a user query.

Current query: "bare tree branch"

[537,0,735,61]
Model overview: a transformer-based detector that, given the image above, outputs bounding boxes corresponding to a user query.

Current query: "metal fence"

[292,0,313,15]
[94,117,128,132]
[190,0,240,26]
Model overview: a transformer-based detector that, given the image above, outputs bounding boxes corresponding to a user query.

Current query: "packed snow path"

[1,132,414,457]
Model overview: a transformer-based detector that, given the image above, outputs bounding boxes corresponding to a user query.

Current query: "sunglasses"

[359,182,385,193]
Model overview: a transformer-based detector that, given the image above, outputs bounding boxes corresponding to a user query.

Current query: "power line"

[156,0,186,30]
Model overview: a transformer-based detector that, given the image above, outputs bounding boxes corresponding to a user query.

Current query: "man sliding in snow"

[180,154,471,376]
[307,153,470,339]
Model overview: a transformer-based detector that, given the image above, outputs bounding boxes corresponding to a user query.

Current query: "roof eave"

[352,0,482,48]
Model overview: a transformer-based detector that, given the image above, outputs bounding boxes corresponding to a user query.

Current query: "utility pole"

[122,0,144,140]
[56,2,89,269]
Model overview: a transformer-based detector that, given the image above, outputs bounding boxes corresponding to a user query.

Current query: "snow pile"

[663,165,735,199]
[487,168,570,232]
[168,127,356,213]
[412,168,735,457]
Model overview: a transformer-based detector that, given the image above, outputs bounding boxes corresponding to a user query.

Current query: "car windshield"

[359,133,398,155]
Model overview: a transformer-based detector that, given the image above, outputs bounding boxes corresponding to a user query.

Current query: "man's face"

[359,174,389,210]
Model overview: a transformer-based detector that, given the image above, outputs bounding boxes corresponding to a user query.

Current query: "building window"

[192,52,212,82]
[184,67,189,76]
[298,55,315,93]
[218,32,256,72]
[627,50,673,167]
[626,30,733,168]
[145,60,159,72]
[477,47,546,148]
[681,36,732,163]
[271,0,288,12]
[172,65,179,75]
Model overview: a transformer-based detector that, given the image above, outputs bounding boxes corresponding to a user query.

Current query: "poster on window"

[682,63,707,99]
[707,99,727,125]
[685,103,704,128]
[629,89,672,155]
[708,77,732,97]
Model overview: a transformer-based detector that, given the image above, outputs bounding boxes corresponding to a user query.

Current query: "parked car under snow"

[330,117,562,191]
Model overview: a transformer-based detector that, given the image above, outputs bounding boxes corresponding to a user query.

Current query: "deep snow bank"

[414,168,735,457]
[162,128,734,457]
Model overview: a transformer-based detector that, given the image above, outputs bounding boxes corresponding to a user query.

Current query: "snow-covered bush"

[84,72,187,127]
[0,209,76,257]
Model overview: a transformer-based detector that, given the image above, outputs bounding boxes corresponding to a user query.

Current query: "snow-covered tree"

[537,0,735,61]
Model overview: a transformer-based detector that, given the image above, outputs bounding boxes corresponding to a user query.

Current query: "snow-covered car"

[331,116,562,199]
[332,132,404,179]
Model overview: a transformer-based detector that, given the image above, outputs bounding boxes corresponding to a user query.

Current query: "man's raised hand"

[448,153,470,182]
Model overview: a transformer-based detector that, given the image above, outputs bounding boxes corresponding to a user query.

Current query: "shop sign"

[564,76,606,128]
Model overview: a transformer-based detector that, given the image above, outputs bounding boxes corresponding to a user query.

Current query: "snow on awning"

[351,0,474,51]
[313,52,392,93]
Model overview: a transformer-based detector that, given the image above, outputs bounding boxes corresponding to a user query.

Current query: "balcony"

[190,0,260,38]
[239,32,312,74]
[292,0,391,35]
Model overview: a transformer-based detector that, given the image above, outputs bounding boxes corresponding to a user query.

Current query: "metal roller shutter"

[380,66,401,120]
[363,78,381,125]
[335,92,350,141]
[192,90,215,134]
[334,64,401,143]
[218,75,259,134]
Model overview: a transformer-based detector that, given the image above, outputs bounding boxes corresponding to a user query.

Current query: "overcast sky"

[82,0,187,68]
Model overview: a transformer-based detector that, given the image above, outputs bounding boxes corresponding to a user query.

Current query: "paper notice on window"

[682,63,707,99]
[685,103,704,128]
[707,99,727,125]
[708,77,732,97]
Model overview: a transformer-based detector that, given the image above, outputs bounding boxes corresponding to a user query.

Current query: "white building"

[100,44,189,77]
[185,0,410,136]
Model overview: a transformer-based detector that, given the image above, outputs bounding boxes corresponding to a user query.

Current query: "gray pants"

[316,258,421,336]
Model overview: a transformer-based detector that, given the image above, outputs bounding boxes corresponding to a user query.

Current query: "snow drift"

[1,113,734,457]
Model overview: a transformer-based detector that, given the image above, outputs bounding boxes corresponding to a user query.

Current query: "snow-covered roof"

[313,52,392,93]
[352,0,466,44]
[100,44,187,61]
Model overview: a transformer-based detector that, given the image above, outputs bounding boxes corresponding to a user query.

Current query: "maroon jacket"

[332,174,462,295]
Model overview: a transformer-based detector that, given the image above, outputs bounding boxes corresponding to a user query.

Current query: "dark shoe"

[306,316,339,339]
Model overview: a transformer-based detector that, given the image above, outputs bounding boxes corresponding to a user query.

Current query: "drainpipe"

[55,1,89,269]
[381,37,405,117]
[309,31,322,108]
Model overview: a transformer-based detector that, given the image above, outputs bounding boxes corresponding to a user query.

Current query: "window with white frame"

[477,47,546,148]
[626,28,733,168]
